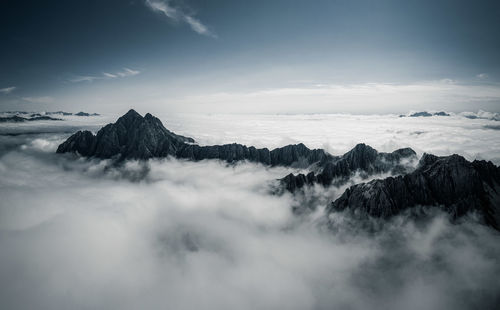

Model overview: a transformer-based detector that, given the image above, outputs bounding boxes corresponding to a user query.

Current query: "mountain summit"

[57,109,194,159]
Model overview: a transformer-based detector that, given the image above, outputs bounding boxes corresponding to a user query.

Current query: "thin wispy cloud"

[22,96,55,104]
[116,68,140,77]
[145,0,216,37]
[71,68,140,83]
[0,86,16,94]
[477,73,489,79]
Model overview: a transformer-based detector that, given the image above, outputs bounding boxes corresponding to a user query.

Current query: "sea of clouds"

[0,113,499,310]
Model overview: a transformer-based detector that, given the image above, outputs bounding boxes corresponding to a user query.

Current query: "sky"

[1,0,500,113]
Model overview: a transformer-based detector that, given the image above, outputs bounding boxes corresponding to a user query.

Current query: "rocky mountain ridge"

[280,144,417,192]
[57,109,334,167]
[56,109,500,229]
[329,153,500,229]
[0,115,62,122]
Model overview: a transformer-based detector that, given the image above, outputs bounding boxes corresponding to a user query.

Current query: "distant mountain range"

[0,111,100,123]
[398,110,500,121]
[400,111,450,117]
[0,115,62,122]
[57,109,500,230]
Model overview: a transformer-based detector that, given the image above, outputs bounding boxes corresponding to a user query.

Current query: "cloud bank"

[154,112,500,165]
[0,116,499,310]
[145,0,216,37]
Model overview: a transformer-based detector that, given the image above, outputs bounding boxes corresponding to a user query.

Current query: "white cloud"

[70,75,102,83]
[22,96,55,104]
[477,73,489,79]
[439,78,457,84]
[0,86,16,94]
[71,68,141,83]
[145,0,216,37]
[183,15,213,37]
[0,124,499,310]
[153,112,500,164]
[103,72,118,78]
[116,68,140,77]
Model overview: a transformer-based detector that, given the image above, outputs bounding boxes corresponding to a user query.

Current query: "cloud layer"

[155,112,500,165]
[0,116,499,310]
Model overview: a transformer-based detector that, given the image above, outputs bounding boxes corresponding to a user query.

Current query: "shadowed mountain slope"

[328,153,500,229]
[280,144,417,192]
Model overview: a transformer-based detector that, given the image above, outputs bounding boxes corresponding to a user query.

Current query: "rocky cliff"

[328,153,500,229]
[280,144,417,192]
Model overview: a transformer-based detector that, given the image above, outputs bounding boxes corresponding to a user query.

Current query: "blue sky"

[1,0,500,113]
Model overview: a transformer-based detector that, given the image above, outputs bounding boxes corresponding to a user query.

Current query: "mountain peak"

[57,110,194,159]
[122,109,142,119]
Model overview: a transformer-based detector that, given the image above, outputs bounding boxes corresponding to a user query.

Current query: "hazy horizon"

[2,0,500,113]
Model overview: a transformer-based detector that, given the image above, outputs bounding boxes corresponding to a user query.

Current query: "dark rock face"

[57,131,97,157]
[402,111,450,117]
[464,113,500,121]
[328,153,500,229]
[0,116,26,123]
[280,144,417,192]
[176,142,333,167]
[29,116,62,121]
[47,111,73,116]
[409,111,433,117]
[75,112,100,116]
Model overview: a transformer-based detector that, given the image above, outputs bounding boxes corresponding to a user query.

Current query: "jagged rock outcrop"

[328,153,500,229]
[0,116,26,123]
[410,111,433,117]
[176,142,334,167]
[47,111,73,116]
[399,111,450,118]
[280,144,417,192]
[75,111,100,116]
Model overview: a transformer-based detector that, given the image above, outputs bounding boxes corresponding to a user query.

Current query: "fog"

[0,114,499,310]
